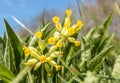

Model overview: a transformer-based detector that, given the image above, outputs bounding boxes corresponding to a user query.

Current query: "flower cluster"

[23,9,83,76]
[50,10,83,49]
[23,31,63,74]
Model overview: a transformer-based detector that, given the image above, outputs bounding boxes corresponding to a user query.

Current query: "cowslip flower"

[39,55,47,63]
[23,31,62,71]
[55,23,62,31]
[51,9,83,48]
[66,10,72,17]
[77,20,83,27]
[35,31,42,39]
[23,46,62,71]
[74,41,80,47]
[48,37,55,45]
[23,46,31,56]
[52,16,60,24]
[56,40,63,47]
[55,65,61,71]
[68,28,75,36]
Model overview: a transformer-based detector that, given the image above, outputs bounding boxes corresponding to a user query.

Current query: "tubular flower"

[64,17,70,28]
[74,41,80,47]
[55,65,61,71]
[49,51,63,58]
[68,37,76,43]
[55,23,62,31]
[50,45,58,52]
[23,46,31,56]
[61,28,69,36]
[52,16,60,24]
[23,9,83,74]
[29,47,40,58]
[35,31,42,39]
[68,28,75,36]
[34,62,42,70]
[77,20,83,27]
[56,40,63,47]
[66,10,72,17]
[24,59,38,65]
[38,40,44,50]
[48,37,55,45]
[54,32,60,40]
[47,57,53,62]
[39,55,47,63]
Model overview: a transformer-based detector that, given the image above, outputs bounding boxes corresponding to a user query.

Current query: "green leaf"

[29,36,38,47]
[87,45,113,71]
[3,32,7,42]
[4,39,16,72]
[4,19,23,72]
[41,22,51,33]
[63,42,73,61]
[0,63,15,82]
[100,12,114,37]
[0,37,5,64]
[97,33,114,53]
[3,39,10,68]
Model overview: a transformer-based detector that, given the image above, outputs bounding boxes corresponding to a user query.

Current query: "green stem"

[42,64,45,83]
[28,71,33,83]
[62,66,64,78]
[10,66,33,83]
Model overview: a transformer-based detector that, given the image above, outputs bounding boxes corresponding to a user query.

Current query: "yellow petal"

[66,10,72,17]
[48,37,55,45]
[52,16,60,24]
[74,41,80,46]
[39,55,47,63]
[55,65,61,71]
[77,20,83,27]
[35,31,42,39]
[68,28,75,36]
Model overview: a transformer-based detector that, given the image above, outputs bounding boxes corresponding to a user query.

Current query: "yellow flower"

[47,57,53,62]
[66,10,72,17]
[35,31,42,39]
[49,46,58,52]
[23,46,31,56]
[64,17,70,28]
[55,65,61,71]
[56,40,62,47]
[77,20,83,27]
[29,47,40,58]
[39,55,47,63]
[24,59,38,65]
[54,32,60,40]
[49,60,57,66]
[52,16,60,24]
[34,62,42,70]
[71,24,77,29]
[48,37,55,45]
[61,28,68,36]
[38,40,44,50]
[49,51,63,58]
[68,28,75,36]
[74,41,80,46]
[55,23,62,31]
[68,37,75,43]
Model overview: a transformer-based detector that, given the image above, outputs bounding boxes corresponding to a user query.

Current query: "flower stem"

[42,64,45,83]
